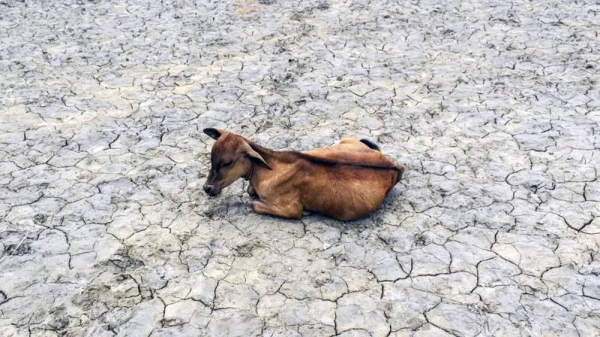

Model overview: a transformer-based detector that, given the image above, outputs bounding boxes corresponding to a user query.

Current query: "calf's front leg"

[252,200,303,219]
[247,183,258,198]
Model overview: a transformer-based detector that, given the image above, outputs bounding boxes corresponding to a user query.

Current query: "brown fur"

[202,128,404,221]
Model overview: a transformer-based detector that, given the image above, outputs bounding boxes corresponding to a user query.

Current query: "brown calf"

[202,128,404,221]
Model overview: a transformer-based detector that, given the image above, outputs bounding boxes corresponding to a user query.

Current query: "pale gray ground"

[1,0,599,336]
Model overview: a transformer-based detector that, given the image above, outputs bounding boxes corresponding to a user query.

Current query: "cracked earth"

[1,0,599,336]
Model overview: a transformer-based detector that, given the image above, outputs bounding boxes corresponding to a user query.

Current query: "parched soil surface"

[1,0,599,336]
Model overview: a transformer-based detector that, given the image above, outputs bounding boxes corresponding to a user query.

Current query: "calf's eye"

[222,161,232,167]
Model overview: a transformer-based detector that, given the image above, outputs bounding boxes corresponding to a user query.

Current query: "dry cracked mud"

[1,0,600,336]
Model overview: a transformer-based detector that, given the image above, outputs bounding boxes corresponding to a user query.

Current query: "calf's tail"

[359,139,381,152]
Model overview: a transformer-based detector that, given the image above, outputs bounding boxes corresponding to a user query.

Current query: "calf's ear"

[203,128,222,140]
[245,146,272,170]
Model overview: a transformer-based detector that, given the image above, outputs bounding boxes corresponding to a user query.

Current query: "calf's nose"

[203,184,214,194]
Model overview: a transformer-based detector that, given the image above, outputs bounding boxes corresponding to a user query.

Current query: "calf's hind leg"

[252,200,303,219]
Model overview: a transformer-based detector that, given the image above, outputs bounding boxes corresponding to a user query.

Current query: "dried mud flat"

[1,0,600,336]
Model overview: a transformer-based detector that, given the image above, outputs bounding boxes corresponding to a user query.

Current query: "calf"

[202,128,404,221]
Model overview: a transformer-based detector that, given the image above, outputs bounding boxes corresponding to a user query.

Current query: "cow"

[202,128,404,221]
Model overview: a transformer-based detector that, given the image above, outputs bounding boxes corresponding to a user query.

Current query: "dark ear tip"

[203,128,221,139]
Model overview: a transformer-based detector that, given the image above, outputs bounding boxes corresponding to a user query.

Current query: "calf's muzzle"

[203,184,219,196]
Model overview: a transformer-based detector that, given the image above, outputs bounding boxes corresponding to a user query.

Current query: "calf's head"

[202,128,271,196]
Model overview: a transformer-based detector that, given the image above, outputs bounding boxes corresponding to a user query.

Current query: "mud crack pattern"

[1,0,600,336]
